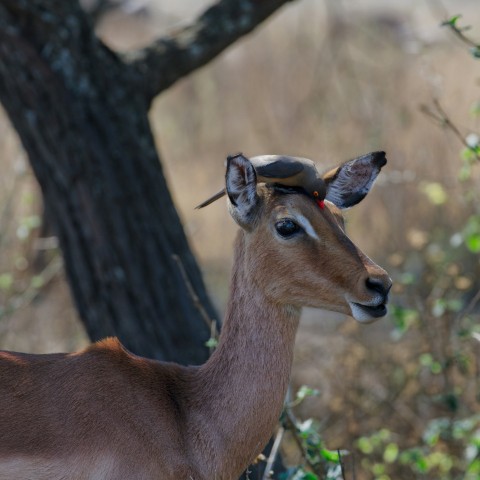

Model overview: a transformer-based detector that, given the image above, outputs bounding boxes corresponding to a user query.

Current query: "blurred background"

[0,0,479,478]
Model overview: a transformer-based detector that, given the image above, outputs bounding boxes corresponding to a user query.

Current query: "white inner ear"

[325,164,356,206]
[226,157,258,222]
[326,158,378,207]
[227,165,254,202]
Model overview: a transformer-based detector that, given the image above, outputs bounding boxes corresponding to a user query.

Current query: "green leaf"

[470,101,480,117]
[446,299,463,312]
[23,215,41,230]
[0,273,13,290]
[390,305,418,339]
[287,468,319,480]
[400,447,422,464]
[383,443,399,463]
[458,163,472,181]
[30,275,44,289]
[420,182,448,205]
[357,436,374,454]
[300,472,318,480]
[319,449,340,463]
[204,337,218,348]
[297,418,316,439]
[461,147,477,163]
[463,215,480,253]
[471,46,480,58]
[296,385,320,401]
[398,272,416,285]
[372,463,385,475]
[467,458,480,474]
[441,15,461,27]
[465,233,480,253]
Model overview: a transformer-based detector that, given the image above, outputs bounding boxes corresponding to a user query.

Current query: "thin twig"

[338,449,346,480]
[351,452,356,480]
[284,409,322,476]
[171,254,218,343]
[453,288,480,328]
[0,169,25,250]
[442,17,479,49]
[261,427,285,480]
[419,99,480,161]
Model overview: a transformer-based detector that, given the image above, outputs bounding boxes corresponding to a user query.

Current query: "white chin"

[349,302,386,324]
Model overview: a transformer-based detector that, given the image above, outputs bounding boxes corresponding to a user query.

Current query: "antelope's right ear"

[323,151,387,209]
[225,153,259,228]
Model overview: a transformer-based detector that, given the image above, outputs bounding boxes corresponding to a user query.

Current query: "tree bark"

[0,0,216,363]
[0,0,294,362]
[0,0,294,476]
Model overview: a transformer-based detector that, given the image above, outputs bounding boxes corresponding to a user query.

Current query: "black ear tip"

[227,152,244,162]
[372,151,387,167]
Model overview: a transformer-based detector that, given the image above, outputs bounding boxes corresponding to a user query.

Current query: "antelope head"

[225,152,392,323]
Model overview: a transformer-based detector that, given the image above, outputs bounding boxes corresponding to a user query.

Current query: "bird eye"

[275,219,301,238]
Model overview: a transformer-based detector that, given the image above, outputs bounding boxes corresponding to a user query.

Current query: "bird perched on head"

[196,153,327,209]
[196,151,387,210]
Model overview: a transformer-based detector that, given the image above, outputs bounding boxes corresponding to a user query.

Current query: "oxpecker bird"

[196,151,386,210]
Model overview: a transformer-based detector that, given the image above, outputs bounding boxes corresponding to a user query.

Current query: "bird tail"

[195,188,226,209]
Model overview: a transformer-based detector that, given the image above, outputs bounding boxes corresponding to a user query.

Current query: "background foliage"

[0,0,479,478]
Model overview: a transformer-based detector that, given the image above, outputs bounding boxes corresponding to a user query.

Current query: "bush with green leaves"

[275,14,480,480]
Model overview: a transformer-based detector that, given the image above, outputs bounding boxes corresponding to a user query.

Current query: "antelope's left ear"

[225,153,260,228]
[323,151,387,209]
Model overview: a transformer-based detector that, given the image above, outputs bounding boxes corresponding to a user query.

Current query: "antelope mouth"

[349,302,388,323]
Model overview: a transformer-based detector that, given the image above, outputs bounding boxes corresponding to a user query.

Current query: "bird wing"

[251,155,310,179]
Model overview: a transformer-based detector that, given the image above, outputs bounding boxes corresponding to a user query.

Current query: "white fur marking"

[348,302,378,324]
[294,214,319,240]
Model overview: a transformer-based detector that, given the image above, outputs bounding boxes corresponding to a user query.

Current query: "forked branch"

[420,99,480,162]
[441,15,480,52]
[127,0,295,103]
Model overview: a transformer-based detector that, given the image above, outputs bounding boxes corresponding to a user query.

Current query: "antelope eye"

[275,219,302,238]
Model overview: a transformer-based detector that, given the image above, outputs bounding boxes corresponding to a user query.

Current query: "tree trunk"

[0,0,293,475]
[0,0,293,363]
[0,1,214,363]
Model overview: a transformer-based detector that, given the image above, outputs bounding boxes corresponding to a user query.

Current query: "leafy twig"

[284,408,323,475]
[441,15,480,54]
[171,254,218,352]
[419,99,480,161]
[338,449,346,479]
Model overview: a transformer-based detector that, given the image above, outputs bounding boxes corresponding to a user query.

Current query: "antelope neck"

[193,232,301,478]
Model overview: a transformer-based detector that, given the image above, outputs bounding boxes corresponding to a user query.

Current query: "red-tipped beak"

[316,199,325,209]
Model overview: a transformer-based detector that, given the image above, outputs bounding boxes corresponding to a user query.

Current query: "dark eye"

[275,219,302,238]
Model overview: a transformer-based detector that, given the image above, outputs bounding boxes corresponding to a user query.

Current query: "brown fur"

[0,185,390,479]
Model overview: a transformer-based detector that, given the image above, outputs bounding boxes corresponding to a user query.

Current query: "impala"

[0,152,391,480]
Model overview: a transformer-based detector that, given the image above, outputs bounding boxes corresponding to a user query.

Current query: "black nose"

[365,277,392,301]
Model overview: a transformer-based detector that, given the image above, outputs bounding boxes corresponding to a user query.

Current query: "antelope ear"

[323,151,386,209]
[225,153,260,228]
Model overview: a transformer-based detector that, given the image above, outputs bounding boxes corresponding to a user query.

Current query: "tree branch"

[83,0,148,24]
[84,0,118,24]
[126,0,295,103]
[419,99,480,162]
